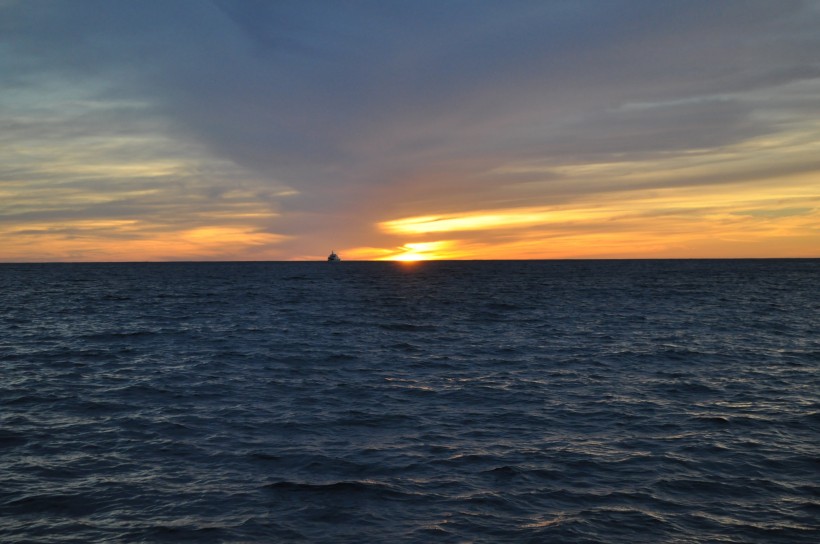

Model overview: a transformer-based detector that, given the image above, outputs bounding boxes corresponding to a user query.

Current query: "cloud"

[1,0,819,260]
[9,1,818,170]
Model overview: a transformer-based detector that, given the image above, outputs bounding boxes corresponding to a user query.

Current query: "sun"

[378,241,455,261]
[391,253,429,262]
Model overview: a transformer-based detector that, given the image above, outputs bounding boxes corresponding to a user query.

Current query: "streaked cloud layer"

[2,0,818,261]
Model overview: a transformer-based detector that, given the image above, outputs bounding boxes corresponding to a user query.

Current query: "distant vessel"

[327,250,341,262]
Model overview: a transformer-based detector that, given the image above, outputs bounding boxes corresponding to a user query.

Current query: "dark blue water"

[1,260,818,543]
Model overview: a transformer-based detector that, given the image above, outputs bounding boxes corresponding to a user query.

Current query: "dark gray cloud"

[5,1,818,168]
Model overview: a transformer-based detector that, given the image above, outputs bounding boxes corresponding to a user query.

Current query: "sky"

[1,0,819,261]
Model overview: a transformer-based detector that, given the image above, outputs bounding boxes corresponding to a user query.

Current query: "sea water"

[1,260,818,543]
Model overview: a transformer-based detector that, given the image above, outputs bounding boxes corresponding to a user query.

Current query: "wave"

[263,480,414,501]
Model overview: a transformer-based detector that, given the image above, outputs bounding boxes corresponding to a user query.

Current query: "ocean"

[1,260,817,543]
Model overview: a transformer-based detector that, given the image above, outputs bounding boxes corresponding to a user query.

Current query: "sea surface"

[1,260,818,543]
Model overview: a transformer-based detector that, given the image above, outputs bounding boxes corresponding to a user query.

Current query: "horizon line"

[1,257,818,265]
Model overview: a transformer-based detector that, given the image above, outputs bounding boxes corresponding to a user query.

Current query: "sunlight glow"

[380,208,613,235]
[381,241,457,261]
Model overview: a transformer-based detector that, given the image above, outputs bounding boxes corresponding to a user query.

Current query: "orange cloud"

[0,223,288,262]
[367,173,820,260]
